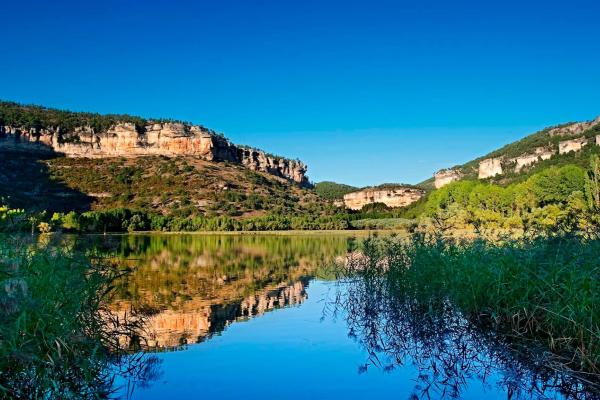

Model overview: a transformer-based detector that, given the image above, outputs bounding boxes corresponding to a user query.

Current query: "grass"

[0,235,158,398]
[349,217,414,230]
[342,233,600,376]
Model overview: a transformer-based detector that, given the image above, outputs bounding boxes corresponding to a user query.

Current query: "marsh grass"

[0,235,159,399]
[342,233,600,379]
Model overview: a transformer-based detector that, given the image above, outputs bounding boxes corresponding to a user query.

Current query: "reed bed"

[344,233,600,374]
[0,235,157,399]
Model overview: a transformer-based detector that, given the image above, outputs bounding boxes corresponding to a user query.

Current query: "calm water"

[81,234,582,399]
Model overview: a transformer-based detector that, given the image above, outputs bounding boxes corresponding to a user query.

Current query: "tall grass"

[0,235,158,399]
[342,233,600,375]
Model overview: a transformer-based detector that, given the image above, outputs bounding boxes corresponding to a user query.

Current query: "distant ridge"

[0,100,309,185]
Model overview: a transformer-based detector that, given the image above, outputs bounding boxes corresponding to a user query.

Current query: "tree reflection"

[332,273,600,399]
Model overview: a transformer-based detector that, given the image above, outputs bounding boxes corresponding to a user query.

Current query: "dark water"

[86,234,585,399]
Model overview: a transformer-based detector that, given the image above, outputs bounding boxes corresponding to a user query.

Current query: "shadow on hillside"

[0,147,93,213]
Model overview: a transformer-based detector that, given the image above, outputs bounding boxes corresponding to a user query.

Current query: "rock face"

[0,123,309,185]
[434,169,463,189]
[510,154,538,172]
[559,137,589,154]
[534,146,555,161]
[478,158,503,179]
[430,116,600,185]
[342,187,424,210]
[549,117,600,137]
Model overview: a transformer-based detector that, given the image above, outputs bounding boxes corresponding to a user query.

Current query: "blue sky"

[2,0,600,186]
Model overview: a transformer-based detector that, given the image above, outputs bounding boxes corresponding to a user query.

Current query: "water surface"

[86,233,582,399]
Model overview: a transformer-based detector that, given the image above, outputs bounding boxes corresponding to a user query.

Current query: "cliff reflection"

[86,234,353,350]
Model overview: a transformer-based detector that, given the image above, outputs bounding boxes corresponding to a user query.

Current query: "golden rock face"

[342,187,424,210]
[0,123,308,185]
[478,158,503,179]
[434,169,463,189]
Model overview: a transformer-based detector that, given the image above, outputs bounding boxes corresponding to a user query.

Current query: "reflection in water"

[72,233,600,399]
[333,269,599,399]
[84,234,355,350]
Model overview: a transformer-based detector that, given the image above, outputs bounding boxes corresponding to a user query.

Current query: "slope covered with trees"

[314,181,358,200]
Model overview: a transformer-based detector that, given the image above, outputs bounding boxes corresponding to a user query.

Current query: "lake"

[81,233,581,399]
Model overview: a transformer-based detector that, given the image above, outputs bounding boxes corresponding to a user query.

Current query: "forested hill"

[425,116,600,188]
[314,181,358,200]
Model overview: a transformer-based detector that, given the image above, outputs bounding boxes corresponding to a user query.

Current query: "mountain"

[0,101,309,186]
[0,101,331,222]
[429,116,600,189]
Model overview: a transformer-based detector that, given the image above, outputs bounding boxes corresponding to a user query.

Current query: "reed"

[344,233,600,374]
[0,235,158,399]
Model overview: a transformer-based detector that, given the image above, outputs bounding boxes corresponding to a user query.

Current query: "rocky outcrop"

[430,116,600,185]
[342,187,424,210]
[0,123,309,185]
[434,169,463,189]
[549,117,600,137]
[559,137,588,154]
[508,147,556,172]
[509,154,538,172]
[478,158,503,179]
[534,146,555,160]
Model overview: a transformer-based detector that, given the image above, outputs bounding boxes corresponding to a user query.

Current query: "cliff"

[0,102,308,186]
[342,186,424,210]
[430,115,600,187]
[434,169,463,189]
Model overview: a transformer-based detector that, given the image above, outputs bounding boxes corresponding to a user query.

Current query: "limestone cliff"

[0,121,308,186]
[478,158,503,179]
[427,115,600,187]
[342,186,424,210]
[559,137,588,154]
[434,169,463,189]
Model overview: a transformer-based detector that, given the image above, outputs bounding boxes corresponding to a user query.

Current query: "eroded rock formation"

[559,137,589,154]
[549,117,600,137]
[478,158,503,179]
[509,154,538,172]
[0,123,308,185]
[342,187,424,210]
[434,169,463,189]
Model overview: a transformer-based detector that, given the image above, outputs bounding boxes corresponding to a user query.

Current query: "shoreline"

[79,229,405,236]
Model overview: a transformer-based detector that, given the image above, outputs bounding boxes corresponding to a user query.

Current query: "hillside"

[0,101,309,186]
[0,150,327,218]
[428,116,600,188]
[0,101,350,231]
[314,181,358,200]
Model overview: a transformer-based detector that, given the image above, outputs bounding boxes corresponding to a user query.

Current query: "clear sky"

[2,0,600,186]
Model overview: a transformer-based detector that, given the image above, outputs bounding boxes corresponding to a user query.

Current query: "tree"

[585,155,600,210]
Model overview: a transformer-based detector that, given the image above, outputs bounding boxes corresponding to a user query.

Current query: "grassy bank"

[0,235,156,398]
[344,233,600,374]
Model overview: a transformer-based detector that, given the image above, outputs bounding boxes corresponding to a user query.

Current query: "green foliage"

[419,164,596,232]
[347,233,600,372]
[350,218,415,230]
[0,203,26,231]
[0,237,155,397]
[0,100,149,132]
[314,181,358,200]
